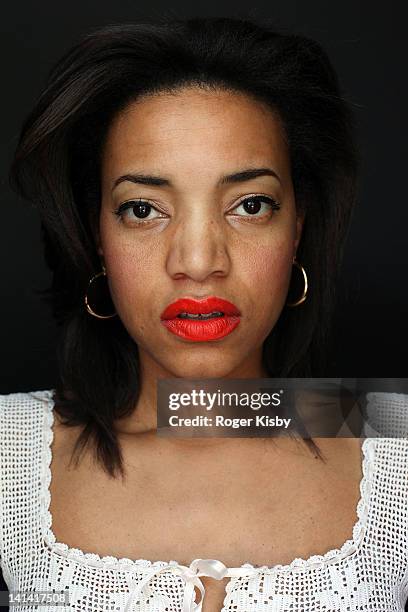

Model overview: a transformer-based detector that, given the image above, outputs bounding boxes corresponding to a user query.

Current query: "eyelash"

[113,194,281,226]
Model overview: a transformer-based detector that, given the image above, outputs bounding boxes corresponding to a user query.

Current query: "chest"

[49,433,362,563]
[48,433,363,611]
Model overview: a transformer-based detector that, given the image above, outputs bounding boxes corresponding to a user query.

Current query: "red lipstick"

[160,296,241,342]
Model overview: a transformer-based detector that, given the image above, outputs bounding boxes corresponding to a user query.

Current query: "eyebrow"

[112,167,282,191]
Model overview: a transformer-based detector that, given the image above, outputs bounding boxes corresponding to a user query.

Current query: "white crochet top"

[0,389,407,611]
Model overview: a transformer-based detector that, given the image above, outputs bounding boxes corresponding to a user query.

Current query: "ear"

[293,210,306,258]
[88,208,105,265]
[93,226,105,267]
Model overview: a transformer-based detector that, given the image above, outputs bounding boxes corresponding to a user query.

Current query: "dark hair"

[9,16,360,478]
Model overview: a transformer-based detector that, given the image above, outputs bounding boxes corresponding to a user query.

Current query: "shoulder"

[0,389,55,442]
[0,390,55,566]
[0,388,54,409]
[364,391,408,439]
[0,389,55,490]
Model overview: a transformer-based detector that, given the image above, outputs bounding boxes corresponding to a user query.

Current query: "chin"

[160,356,241,379]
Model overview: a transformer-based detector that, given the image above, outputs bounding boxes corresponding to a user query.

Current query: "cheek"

[100,237,161,319]
[240,239,293,321]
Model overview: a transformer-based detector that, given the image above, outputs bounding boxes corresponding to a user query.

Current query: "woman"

[1,16,407,612]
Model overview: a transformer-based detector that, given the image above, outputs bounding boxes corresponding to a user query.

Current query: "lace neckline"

[35,388,376,574]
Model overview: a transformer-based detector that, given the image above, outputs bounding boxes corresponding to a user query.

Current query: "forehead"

[101,87,290,182]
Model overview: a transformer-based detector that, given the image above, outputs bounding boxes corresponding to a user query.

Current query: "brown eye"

[132,201,151,218]
[232,195,281,217]
[114,199,164,224]
[242,198,262,214]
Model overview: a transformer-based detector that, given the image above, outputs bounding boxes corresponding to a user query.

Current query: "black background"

[0,0,407,608]
[1,1,407,393]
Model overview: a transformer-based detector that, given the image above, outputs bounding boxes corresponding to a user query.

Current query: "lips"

[161,296,241,319]
[160,296,241,342]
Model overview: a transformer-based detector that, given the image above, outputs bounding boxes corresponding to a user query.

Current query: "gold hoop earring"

[286,258,308,307]
[84,265,117,319]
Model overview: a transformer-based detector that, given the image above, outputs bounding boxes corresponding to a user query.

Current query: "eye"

[113,199,166,224]
[230,194,281,218]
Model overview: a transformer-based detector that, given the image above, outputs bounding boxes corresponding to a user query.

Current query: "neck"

[114,347,269,436]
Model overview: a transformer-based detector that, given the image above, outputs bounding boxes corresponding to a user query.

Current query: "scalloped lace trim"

[36,388,376,574]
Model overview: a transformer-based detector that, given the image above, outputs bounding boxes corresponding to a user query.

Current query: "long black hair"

[9,16,360,478]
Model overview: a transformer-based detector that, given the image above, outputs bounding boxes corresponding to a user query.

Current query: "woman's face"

[97,86,303,379]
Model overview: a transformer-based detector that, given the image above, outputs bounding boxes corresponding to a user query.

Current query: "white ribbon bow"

[124,558,260,612]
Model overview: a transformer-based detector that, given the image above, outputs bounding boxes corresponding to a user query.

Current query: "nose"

[166,211,231,282]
